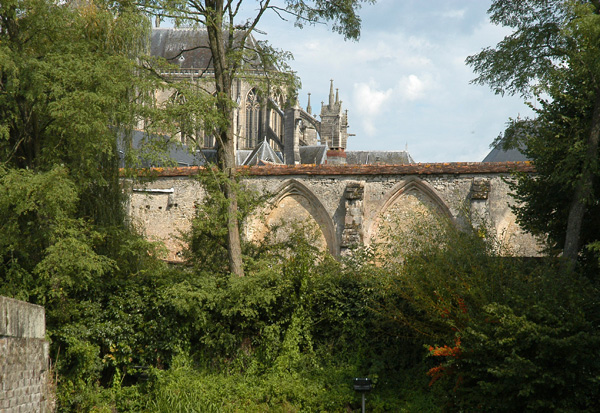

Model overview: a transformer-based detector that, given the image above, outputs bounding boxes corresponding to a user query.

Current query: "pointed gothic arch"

[367,177,454,245]
[246,179,337,255]
[244,88,261,149]
[167,91,190,144]
[199,92,218,148]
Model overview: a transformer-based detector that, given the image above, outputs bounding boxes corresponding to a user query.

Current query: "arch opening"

[245,180,337,256]
[368,178,454,259]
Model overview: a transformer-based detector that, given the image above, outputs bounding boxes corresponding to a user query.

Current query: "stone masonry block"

[344,182,364,200]
[470,178,491,200]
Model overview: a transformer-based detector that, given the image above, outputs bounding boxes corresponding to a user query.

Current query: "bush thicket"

[377,216,600,412]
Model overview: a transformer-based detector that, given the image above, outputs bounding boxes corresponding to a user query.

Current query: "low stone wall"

[126,162,542,261]
[0,296,53,412]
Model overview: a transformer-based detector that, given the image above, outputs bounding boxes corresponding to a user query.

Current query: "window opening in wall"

[170,91,189,144]
[245,88,260,149]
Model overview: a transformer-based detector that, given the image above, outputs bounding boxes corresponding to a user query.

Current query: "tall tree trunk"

[563,88,600,264]
[218,134,245,277]
[206,0,245,276]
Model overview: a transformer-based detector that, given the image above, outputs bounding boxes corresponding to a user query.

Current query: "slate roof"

[236,150,252,165]
[119,130,215,168]
[482,142,529,162]
[151,28,261,71]
[346,150,414,165]
[299,146,327,165]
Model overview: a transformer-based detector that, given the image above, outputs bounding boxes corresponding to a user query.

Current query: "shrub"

[379,217,600,411]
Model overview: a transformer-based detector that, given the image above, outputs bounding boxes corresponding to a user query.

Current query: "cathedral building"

[144,27,413,167]
[124,27,540,262]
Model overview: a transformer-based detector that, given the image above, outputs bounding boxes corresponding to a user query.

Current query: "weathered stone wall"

[0,296,52,412]
[127,162,542,261]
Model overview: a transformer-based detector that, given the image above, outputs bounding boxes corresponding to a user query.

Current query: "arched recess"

[245,179,337,255]
[367,177,454,246]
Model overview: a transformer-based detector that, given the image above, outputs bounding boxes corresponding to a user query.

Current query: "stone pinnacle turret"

[328,79,335,108]
[320,80,349,165]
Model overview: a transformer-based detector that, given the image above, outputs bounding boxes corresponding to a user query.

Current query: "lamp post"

[353,377,372,413]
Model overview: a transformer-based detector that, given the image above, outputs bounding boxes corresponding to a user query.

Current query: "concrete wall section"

[0,296,45,339]
[0,296,52,412]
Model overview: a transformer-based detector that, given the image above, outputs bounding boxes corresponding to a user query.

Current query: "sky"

[242,0,535,163]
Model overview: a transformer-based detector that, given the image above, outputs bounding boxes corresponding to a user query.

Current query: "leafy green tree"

[467,0,600,265]
[501,74,600,269]
[184,168,267,273]
[0,1,174,408]
[1,0,152,173]
[0,0,160,292]
[136,0,376,276]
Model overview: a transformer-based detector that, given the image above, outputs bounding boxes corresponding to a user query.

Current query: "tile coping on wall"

[120,162,534,178]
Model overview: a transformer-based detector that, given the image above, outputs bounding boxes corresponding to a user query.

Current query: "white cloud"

[398,75,426,101]
[353,81,393,116]
[406,35,434,50]
[353,80,394,136]
[304,41,322,51]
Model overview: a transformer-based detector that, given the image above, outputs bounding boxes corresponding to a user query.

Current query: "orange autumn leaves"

[427,336,462,387]
[427,292,468,388]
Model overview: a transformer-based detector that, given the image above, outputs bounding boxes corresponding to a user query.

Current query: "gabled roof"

[242,140,284,166]
[482,146,529,162]
[483,121,533,162]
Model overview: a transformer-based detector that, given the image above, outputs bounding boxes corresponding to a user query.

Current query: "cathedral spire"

[329,79,335,108]
[335,88,339,105]
[306,93,312,114]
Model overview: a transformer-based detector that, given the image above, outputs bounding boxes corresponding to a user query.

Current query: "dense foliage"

[377,219,600,411]
[502,72,600,267]
[0,0,165,408]
[2,1,599,411]
[468,0,600,263]
[137,239,432,412]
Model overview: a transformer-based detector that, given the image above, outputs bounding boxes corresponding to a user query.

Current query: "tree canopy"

[0,2,164,402]
[1,0,151,174]
[468,0,600,266]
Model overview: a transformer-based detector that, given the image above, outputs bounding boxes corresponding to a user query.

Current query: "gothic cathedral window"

[168,91,189,144]
[245,89,260,149]
[171,91,215,149]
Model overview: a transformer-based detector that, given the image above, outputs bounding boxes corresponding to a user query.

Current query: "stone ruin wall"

[0,296,53,412]
[126,162,542,262]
